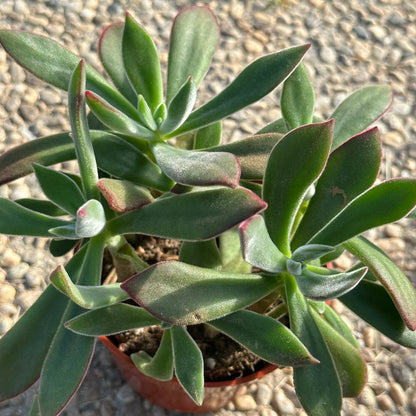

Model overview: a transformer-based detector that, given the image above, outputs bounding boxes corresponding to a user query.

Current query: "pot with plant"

[1,5,416,416]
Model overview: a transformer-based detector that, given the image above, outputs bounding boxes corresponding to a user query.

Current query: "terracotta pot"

[99,336,277,413]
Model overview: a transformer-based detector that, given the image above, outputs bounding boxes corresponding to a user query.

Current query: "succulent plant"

[0,6,415,416]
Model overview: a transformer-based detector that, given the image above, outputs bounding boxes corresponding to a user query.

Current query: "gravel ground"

[0,0,416,415]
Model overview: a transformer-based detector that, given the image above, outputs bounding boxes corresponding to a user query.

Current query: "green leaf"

[0,29,139,120]
[321,303,360,348]
[160,77,197,135]
[50,265,128,309]
[137,95,158,130]
[179,239,222,269]
[340,280,416,348]
[330,85,393,149]
[309,307,367,397]
[170,44,311,137]
[85,90,156,140]
[49,238,79,257]
[344,236,416,330]
[0,198,70,236]
[75,199,106,238]
[66,303,160,336]
[292,128,382,249]
[308,179,416,247]
[210,310,317,366]
[16,198,67,217]
[257,117,288,134]
[151,142,240,188]
[209,133,283,180]
[131,329,173,381]
[68,60,100,201]
[33,164,85,215]
[291,244,335,263]
[123,12,163,111]
[263,121,333,256]
[109,187,266,241]
[219,226,252,273]
[98,22,137,104]
[194,121,222,149]
[97,178,154,212]
[93,132,174,191]
[281,63,314,130]
[121,261,279,325]
[171,326,204,405]
[296,265,367,301]
[239,215,287,273]
[167,6,219,103]
[49,223,78,240]
[285,275,342,416]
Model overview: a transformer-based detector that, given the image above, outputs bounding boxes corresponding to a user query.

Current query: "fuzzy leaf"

[170,44,311,137]
[121,261,279,325]
[340,280,416,348]
[321,303,360,348]
[194,122,222,149]
[219,227,252,273]
[308,179,416,247]
[33,164,85,215]
[16,199,67,217]
[167,6,219,103]
[85,90,155,140]
[330,85,393,149]
[109,187,266,241]
[285,275,342,416]
[291,245,335,263]
[131,329,173,381]
[97,178,154,212]
[239,215,287,273]
[66,303,160,336]
[296,265,367,301]
[344,236,416,330]
[310,307,367,397]
[171,326,204,405]
[98,22,137,104]
[179,239,222,269]
[137,95,158,130]
[151,141,240,188]
[123,12,163,111]
[281,63,314,130]
[50,265,128,309]
[210,310,317,366]
[263,121,333,256]
[49,239,79,257]
[69,60,100,201]
[257,118,288,134]
[160,77,197,135]
[0,198,70,237]
[75,199,106,238]
[209,133,283,180]
[0,29,139,120]
[49,224,78,240]
[292,128,382,249]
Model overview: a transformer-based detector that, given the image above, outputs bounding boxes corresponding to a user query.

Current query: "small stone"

[363,327,376,348]
[116,383,135,404]
[369,25,388,40]
[358,386,377,408]
[25,270,43,288]
[0,316,14,334]
[320,46,337,64]
[15,290,42,312]
[390,382,406,406]
[391,359,413,389]
[244,39,264,55]
[403,353,416,370]
[377,393,395,411]
[354,25,370,40]
[40,89,62,105]
[206,357,216,369]
[260,407,278,416]
[257,383,273,405]
[0,249,21,268]
[0,235,7,255]
[272,389,296,414]
[0,283,16,303]
[384,224,402,238]
[9,183,31,200]
[383,131,405,147]
[7,262,30,281]
[234,394,257,411]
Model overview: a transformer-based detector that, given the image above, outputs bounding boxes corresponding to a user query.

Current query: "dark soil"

[109,235,268,382]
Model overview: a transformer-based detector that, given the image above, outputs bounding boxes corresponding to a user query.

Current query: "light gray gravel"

[1,0,416,415]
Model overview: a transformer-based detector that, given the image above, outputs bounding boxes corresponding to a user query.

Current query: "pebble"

[0,282,16,303]
[256,383,273,406]
[319,46,337,64]
[377,393,395,411]
[390,359,413,390]
[390,382,407,406]
[234,394,257,411]
[272,390,296,415]
[7,262,30,281]
[115,384,135,404]
[0,249,21,268]
[358,386,377,408]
